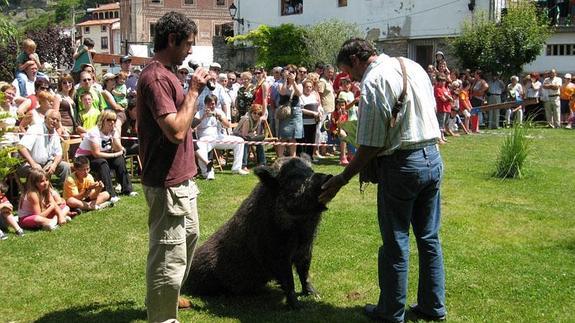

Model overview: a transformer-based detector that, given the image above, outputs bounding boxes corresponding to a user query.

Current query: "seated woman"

[75,110,136,203]
[234,103,267,171]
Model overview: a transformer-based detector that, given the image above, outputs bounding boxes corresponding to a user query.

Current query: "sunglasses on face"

[39,87,50,91]
[179,70,188,75]
[105,118,116,122]
[298,70,307,74]
[254,71,262,75]
[229,78,236,82]
[82,78,92,82]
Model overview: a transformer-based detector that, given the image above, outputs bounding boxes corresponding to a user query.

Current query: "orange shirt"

[63,173,96,200]
[560,83,575,101]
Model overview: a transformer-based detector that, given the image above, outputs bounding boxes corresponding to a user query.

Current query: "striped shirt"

[356,54,440,155]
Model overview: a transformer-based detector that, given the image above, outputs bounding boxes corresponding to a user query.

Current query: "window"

[105,12,110,19]
[150,23,156,42]
[151,0,161,3]
[216,0,225,5]
[546,44,575,56]
[101,36,108,50]
[114,11,119,18]
[281,0,303,16]
[184,0,194,4]
[101,25,107,32]
[84,26,90,34]
[338,0,347,7]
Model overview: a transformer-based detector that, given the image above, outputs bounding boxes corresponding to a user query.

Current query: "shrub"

[493,122,531,179]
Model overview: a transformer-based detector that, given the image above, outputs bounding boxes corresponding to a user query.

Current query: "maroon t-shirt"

[137,61,197,187]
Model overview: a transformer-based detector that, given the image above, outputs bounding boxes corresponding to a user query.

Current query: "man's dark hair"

[154,11,198,52]
[34,78,50,91]
[336,38,378,68]
[314,62,325,71]
[73,156,90,169]
[204,94,218,104]
[83,38,95,48]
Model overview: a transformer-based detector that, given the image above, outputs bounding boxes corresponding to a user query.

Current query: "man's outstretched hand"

[319,174,348,205]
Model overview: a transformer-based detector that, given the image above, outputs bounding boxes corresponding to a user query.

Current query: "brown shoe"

[178,297,192,310]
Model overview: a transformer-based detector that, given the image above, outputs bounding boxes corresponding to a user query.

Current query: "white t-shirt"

[19,123,62,165]
[195,108,226,138]
[75,127,118,157]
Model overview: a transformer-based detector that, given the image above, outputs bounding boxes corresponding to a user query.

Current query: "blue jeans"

[375,144,446,322]
[242,143,266,167]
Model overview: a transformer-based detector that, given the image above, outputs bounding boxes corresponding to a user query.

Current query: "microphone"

[188,60,215,90]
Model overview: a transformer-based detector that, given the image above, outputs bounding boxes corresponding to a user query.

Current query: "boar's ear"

[254,166,279,189]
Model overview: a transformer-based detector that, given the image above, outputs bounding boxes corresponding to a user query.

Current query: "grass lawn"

[1,128,574,322]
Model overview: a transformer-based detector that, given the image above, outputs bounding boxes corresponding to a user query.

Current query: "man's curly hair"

[154,11,198,52]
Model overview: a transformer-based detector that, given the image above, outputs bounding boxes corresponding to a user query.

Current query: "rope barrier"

[3,132,338,147]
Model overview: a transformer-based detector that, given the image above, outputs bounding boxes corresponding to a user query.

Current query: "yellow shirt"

[63,173,96,200]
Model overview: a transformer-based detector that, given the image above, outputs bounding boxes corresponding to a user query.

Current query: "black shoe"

[405,304,446,322]
[206,161,213,173]
[364,304,402,323]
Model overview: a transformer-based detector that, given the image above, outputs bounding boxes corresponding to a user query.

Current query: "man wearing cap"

[560,73,575,127]
[121,55,138,96]
[542,69,562,128]
[176,65,191,93]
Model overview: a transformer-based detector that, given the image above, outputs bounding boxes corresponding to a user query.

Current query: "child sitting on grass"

[64,156,112,213]
[18,169,71,231]
[0,182,24,240]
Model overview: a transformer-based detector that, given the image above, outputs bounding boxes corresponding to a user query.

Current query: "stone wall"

[212,36,258,72]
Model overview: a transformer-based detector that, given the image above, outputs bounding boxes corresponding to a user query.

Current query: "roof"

[92,2,120,12]
[76,18,120,27]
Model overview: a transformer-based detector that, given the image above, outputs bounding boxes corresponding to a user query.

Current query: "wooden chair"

[61,138,82,162]
[125,154,142,177]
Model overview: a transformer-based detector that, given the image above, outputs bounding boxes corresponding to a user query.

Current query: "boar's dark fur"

[182,156,331,308]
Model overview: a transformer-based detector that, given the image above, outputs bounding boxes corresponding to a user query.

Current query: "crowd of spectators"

[426,51,575,143]
[2,36,575,239]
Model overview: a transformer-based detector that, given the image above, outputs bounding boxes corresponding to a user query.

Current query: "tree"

[302,19,362,68]
[228,24,309,69]
[451,1,550,76]
[26,26,74,70]
[0,15,20,81]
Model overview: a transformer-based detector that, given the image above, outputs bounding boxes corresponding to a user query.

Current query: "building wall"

[523,31,575,74]
[80,24,114,54]
[236,0,494,40]
[120,0,233,48]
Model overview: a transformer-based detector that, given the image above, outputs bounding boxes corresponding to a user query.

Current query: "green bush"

[494,123,531,179]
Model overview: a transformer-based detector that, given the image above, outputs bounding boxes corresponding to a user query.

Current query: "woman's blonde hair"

[37,91,54,105]
[0,82,16,93]
[97,109,117,130]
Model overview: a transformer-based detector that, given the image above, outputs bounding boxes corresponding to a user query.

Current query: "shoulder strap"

[390,57,407,128]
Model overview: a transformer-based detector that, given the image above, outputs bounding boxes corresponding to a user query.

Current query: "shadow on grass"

[35,300,146,323]
[185,288,367,322]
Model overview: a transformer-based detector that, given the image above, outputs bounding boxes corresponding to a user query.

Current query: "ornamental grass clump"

[494,122,531,179]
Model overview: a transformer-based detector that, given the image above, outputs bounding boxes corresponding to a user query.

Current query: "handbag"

[276,90,295,121]
[359,57,408,187]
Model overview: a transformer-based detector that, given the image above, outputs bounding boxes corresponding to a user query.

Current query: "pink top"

[18,193,37,218]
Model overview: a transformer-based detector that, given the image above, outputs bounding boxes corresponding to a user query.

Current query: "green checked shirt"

[356,54,440,155]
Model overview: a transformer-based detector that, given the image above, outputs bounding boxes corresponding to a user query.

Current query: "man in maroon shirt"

[136,11,210,322]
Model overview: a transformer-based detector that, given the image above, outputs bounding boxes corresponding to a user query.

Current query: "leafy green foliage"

[0,15,20,81]
[494,122,531,178]
[228,24,309,69]
[302,19,362,68]
[452,1,550,75]
[0,110,22,181]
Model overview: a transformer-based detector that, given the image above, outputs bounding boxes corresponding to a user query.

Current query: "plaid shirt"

[356,54,440,155]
